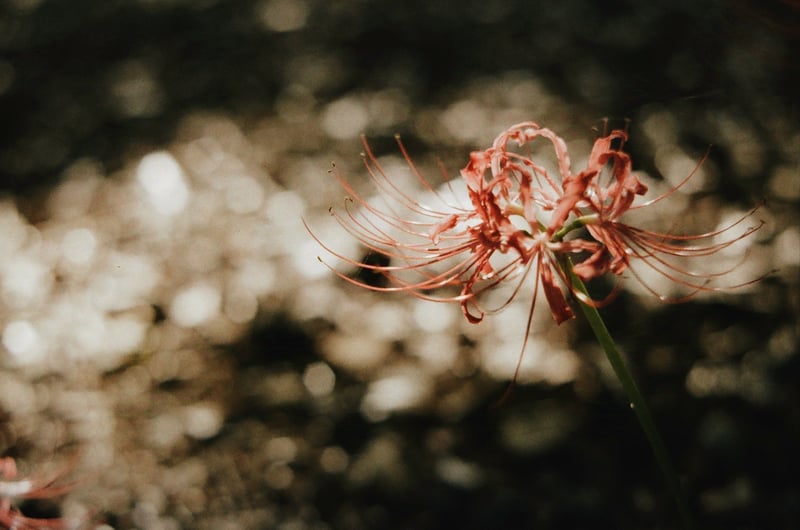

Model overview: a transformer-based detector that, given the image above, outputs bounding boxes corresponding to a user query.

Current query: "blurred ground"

[0,0,798,529]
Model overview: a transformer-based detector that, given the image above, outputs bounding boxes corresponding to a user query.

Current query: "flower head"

[309,123,604,328]
[550,131,764,300]
[310,122,762,343]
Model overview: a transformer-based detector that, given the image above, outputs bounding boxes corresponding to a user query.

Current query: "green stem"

[567,263,694,529]
[550,214,598,241]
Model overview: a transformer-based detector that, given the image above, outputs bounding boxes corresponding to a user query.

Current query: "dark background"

[0,1,798,529]
[2,0,796,193]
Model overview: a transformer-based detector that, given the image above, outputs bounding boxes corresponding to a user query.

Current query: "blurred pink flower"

[0,456,88,530]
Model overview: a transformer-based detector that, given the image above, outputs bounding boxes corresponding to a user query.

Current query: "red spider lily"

[308,124,600,328]
[550,130,765,300]
[310,121,763,343]
[0,456,88,530]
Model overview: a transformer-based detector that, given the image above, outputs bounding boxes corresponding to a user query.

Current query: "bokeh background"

[0,0,798,528]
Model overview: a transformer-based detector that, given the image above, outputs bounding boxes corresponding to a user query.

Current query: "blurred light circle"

[2,320,40,362]
[62,227,97,265]
[169,284,222,328]
[320,446,349,473]
[321,97,369,140]
[303,362,336,397]
[137,151,190,215]
[257,0,309,32]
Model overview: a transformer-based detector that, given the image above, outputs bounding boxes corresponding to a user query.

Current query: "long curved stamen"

[630,149,711,210]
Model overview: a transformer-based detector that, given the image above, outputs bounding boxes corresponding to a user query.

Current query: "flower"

[0,456,87,530]
[309,123,603,328]
[549,130,764,300]
[310,121,762,337]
